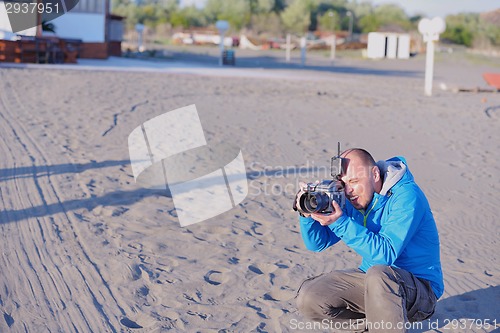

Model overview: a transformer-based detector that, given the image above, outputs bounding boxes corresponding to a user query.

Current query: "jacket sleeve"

[328,187,425,265]
[299,215,341,252]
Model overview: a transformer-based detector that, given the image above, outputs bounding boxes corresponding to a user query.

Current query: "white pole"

[424,39,434,96]
[328,11,336,62]
[300,36,306,66]
[219,32,224,66]
[418,17,446,97]
[286,33,291,63]
[135,24,145,52]
[330,35,336,61]
[347,11,353,42]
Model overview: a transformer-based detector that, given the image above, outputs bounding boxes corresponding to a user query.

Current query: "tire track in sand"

[0,73,130,332]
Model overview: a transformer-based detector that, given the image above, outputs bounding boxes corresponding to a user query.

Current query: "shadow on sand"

[0,159,131,181]
[410,285,500,332]
[0,160,321,224]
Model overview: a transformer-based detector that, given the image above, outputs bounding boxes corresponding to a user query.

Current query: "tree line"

[112,0,500,49]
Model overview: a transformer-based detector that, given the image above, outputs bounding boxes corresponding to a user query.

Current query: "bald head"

[341,148,376,169]
[339,148,382,209]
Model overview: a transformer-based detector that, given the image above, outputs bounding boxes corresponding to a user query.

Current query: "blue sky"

[369,0,499,17]
[180,0,500,18]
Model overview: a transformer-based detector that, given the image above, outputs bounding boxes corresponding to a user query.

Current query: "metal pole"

[136,24,145,52]
[36,0,42,37]
[329,12,336,61]
[424,38,435,96]
[138,32,143,52]
[330,35,336,61]
[347,11,353,41]
[219,32,224,66]
[300,36,306,66]
[286,33,291,63]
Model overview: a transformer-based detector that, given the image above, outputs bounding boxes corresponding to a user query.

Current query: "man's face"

[340,157,376,210]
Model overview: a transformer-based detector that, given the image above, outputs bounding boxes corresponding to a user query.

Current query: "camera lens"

[309,196,318,209]
[299,192,330,214]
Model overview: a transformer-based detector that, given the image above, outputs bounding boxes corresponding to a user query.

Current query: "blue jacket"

[299,156,444,298]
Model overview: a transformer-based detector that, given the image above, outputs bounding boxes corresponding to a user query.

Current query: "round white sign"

[215,20,229,33]
[418,17,446,35]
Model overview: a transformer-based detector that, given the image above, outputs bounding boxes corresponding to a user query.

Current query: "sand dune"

[0,53,499,332]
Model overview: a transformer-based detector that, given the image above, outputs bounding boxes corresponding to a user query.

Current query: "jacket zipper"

[362,197,379,227]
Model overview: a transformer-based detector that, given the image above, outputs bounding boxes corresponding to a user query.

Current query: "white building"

[367,32,410,59]
[0,0,123,58]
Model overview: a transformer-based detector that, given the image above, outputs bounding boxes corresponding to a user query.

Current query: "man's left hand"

[311,201,343,226]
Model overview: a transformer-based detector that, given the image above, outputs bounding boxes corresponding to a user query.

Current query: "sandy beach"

[0,49,499,332]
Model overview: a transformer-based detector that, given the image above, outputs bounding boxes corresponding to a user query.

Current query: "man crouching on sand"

[294,148,443,333]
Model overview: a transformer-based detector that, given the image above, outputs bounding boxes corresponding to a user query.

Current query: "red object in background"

[483,73,500,89]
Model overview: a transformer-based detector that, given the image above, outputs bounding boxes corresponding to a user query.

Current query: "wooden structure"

[0,0,124,62]
[0,36,81,64]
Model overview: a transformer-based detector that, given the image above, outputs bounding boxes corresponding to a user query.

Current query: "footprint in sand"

[227,257,239,265]
[263,288,295,301]
[248,265,264,275]
[204,269,230,286]
[120,317,143,329]
[3,312,14,327]
[156,257,179,268]
[248,263,278,275]
[137,286,149,297]
[128,242,143,251]
[112,206,129,217]
[130,264,158,282]
[246,300,268,319]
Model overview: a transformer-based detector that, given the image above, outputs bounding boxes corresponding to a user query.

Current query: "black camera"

[296,180,345,214]
[294,142,345,215]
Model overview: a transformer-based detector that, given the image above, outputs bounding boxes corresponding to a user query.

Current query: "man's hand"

[311,200,343,226]
[294,182,311,218]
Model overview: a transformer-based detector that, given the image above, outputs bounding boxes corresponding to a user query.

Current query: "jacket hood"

[348,156,413,213]
[377,156,411,196]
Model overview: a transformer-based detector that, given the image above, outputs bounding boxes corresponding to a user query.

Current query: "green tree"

[256,0,275,13]
[272,0,287,13]
[449,26,474,46]
[204,0,251,30]
[482,24,500,47]
[251,12,284,36]
[357,4,411,32]
[317,11,340,32]
[280,0,312,33]
[349,1,373,18]
[373,4,407,23]
[112,0,177,29]
[442,13,478,47]
[358,13,380,33]
[170,5,206,28]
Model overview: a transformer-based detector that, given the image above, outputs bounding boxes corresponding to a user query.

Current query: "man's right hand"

[294,182,311,218]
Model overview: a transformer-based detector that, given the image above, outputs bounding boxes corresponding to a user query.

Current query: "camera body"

[297,180,345,215]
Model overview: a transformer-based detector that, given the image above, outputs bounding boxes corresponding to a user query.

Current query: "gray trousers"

[296,265,437,332]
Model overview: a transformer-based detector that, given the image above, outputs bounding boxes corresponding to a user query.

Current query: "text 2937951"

[5,1,61,14]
